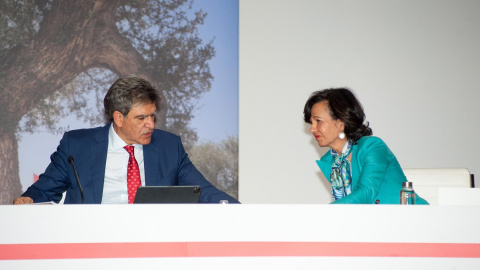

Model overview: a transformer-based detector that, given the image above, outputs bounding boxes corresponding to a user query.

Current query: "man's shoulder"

[57,125,110,147]
[147,129,183,153]
[65,124,108,138]
[152,129,179,139]
[67,125,106,134]
[151,129,181,145]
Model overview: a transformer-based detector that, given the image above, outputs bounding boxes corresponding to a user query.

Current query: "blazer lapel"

[143,135,159,186]
[317,153,333,183]
[90,124,110,203]
[350,143,360,190]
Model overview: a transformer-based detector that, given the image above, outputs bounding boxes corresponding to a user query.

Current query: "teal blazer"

[316,136,428,204]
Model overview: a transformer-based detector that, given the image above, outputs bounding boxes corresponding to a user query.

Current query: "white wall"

[239,0,480,203]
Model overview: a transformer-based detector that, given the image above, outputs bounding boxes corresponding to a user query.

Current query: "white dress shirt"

[101,124,146,204]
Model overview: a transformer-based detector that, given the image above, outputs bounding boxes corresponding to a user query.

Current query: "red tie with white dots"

[124,145,141,204]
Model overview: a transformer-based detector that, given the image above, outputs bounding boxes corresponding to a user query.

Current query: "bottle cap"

[402,181,413,188]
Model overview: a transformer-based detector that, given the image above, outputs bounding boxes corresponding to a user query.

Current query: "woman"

[304,88,428,204]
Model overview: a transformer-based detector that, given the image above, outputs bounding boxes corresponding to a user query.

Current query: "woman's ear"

[336,120,345,131]
[113,111,124,127]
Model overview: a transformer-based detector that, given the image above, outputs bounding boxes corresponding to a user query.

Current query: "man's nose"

[145,116,155,128]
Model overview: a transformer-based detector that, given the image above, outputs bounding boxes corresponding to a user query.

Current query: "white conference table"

[1,204,480,269]
[439,187,480,205]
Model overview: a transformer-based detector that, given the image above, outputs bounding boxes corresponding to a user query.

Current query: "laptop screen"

[133,186,202,204]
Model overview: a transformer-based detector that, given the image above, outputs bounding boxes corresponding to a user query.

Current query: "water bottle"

[400,181,416,205]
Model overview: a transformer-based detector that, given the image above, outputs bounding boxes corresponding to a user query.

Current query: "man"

[14,75,239,204]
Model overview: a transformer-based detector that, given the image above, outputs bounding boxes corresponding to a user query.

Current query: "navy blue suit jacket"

[22,124,239,204]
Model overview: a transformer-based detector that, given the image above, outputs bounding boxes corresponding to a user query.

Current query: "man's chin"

[139,138,152,145]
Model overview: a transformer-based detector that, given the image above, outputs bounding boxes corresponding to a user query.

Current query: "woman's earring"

[339,132,346,139]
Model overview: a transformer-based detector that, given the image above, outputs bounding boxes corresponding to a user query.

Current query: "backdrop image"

[0,0,239,204]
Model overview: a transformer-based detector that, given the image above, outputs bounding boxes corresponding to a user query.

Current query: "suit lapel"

[143,134,159,186]
[90,124,110,203]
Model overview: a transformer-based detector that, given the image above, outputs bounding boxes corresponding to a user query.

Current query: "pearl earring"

[339,132,346,139]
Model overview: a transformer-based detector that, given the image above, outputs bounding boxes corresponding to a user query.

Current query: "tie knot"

[124,145,135,155]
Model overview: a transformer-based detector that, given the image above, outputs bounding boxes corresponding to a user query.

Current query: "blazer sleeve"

[331,137,389,204]
[21,132,72,203]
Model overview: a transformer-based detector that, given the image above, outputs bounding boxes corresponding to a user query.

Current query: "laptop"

[133,186,202,204]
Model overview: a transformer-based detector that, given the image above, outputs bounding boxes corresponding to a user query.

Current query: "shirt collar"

[108,123,144,152]
[330,140,353,156]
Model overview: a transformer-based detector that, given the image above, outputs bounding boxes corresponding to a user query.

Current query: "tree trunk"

[0,0,167,203]
[0,132,22,204]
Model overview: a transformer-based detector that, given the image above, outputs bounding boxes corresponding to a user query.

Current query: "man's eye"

[138,117,145,120]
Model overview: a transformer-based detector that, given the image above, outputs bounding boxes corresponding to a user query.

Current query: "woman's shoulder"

[356,136,387,148]
[354,136,395,162]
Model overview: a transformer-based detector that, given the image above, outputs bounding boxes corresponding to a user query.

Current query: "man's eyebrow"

[134,112,156,118]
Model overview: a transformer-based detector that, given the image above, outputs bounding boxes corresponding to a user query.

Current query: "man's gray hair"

[103,75,160,122]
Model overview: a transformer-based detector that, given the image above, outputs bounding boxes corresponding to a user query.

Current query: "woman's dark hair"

[303,88,372,142]
[104,74,160,122]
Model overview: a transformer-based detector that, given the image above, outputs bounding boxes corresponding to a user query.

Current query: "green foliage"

[188,136,238,199]
[17,68,115,136]
[117,0,214,145]
[8,0,214,147]
[0,0,42,57]
[0,0,231,203]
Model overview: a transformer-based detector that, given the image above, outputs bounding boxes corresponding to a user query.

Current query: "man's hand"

[13,197,34,205]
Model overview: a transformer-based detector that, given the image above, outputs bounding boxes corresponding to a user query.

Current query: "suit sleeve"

[21,132,72,203]
[331,138,388,204]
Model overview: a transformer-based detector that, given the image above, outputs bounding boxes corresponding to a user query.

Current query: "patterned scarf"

[330,140,353,201]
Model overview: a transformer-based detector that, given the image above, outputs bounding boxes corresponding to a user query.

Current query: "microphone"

[68,155,85,204]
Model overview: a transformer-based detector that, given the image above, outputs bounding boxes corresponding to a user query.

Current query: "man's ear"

[113,111,124,127]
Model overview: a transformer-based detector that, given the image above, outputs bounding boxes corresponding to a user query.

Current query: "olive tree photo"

[0,0,238,204]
